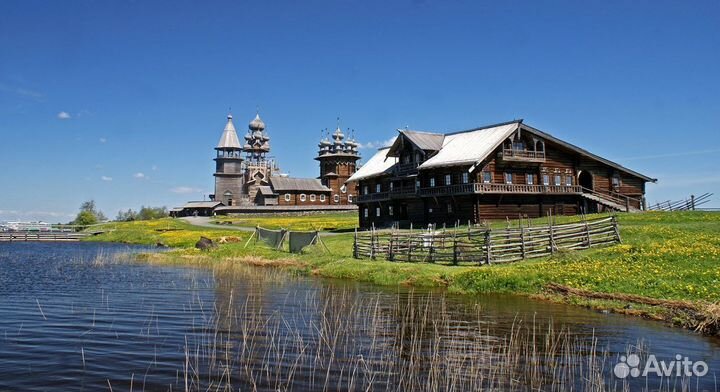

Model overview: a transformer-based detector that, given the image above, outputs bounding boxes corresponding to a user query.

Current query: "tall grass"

[171,263,704,392]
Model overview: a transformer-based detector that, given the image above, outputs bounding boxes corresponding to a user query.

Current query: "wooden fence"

[0,231,91,242]
[353,216,620,265]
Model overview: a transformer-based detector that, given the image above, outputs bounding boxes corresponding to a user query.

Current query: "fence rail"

[353,216,620,265]
[648,193,713,212]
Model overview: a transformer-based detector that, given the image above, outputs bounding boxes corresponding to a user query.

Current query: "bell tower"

[213,113,244,206]
[315,121,360,204]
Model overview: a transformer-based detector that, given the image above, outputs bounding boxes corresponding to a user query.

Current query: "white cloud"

[170,186,203,194]
[0,209,74,221]
[359,136,397,150]
[133,172,147,179]
[0,83,45,101]
[101,176,113,181]
[151,165,158,171]
[99,137,107,143]
[57,111,72,120]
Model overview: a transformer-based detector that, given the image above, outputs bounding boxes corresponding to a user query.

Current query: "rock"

[156,242,168,248]
[195,236,217,251]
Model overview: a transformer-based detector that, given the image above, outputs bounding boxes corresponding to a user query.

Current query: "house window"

[554,175,561,186]
[483,172,492,183]
[300,194,307,202]
[389,206,394,216]
[310,194,316,202]
[565,176,573,186]
[376,184,382,193]
[612,175,621,189]
[542,174,550,186]
[340,185,347,194]
[320,194,326,202]
[334,194,340,203]
[389,182,394,191]
[284,193,291,202]
[363,185,369,195]
[461,172,469,184]
[445,174,452,185]
[415,180,421,189]
[430,178,436,187]
[376,207,381,217]
[348,194,353,203]
[447,204,453,213]
[527,174,534,185]
[428,207,433,213]
[504,172,513,184]
[363,208,368,218]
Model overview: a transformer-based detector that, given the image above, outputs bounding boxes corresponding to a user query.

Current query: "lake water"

[0,242,718,391]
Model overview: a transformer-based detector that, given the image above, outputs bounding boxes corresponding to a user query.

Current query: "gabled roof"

[402,130,445,151]
[519,124,657,182]
[183,201,223,209]
[217,115,242,149]
[419,121,520,169]
[270,177,331,192]
[257,186,275,196]
[346,147,398,183]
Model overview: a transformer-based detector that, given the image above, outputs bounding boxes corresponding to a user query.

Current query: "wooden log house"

[347,120,656,228]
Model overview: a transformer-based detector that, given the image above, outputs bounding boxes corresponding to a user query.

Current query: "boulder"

[195,236,217,251]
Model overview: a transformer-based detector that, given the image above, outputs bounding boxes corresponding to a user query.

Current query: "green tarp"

[257,227,286,249]
[289,231,318,253]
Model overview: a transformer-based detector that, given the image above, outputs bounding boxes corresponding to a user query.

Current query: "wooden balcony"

[358,183,583,202]
[475,183,581,194]
[393,162,419,177]
[499,149,546,163]
[357,191,391,203]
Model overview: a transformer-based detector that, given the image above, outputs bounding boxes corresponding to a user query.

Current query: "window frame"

[444,174,452,185]
[526,174,534,185]
[542,174,550,186]
[333,194,340,203]
[309,194,316,202]
[554,174,561,186]
[320,194,326,202]
[430,177,436,187]
[483,172,492,184]
[300,194,307,202]
[461,172,469,184]
[504,172,513,184]
[284,193,291,202]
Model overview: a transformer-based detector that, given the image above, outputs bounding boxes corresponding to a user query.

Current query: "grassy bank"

[210,211,358,231]
[88,211,720,332]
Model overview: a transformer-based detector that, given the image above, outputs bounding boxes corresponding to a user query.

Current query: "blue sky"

[1,0,718,221]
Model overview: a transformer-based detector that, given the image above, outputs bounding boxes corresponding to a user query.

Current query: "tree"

[79,200,107,221]
[73,210,98,229]
[73,199,106,229]
[116,209,137,222]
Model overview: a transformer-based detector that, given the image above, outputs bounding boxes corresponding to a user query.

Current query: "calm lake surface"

[0,242,718,391]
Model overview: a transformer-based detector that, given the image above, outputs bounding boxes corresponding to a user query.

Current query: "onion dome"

[249,113,265,131]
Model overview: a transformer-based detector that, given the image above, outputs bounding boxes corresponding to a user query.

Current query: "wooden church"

[347,120,655,228]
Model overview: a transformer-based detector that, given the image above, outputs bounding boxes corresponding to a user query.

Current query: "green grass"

[88,211,720,305]
[85,218,248,248]
[210,212,358,231]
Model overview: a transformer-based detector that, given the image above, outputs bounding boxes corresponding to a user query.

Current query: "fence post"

[452,231,458,265]
[353,228,358,258]
[407,234,412,262]
[484,230,492,265]
[612,215,622,244]
[585,219,592,248]
[549,221,555,254]
[625,196,630,212]
[388,233,394,261]
[520,227,526,259]
[428,231,435,263]
[691,194,696,210]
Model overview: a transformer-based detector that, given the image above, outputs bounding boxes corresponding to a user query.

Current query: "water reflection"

[0,242,718,391]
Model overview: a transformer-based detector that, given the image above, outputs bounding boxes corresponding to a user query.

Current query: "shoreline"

[84,211,720,336]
